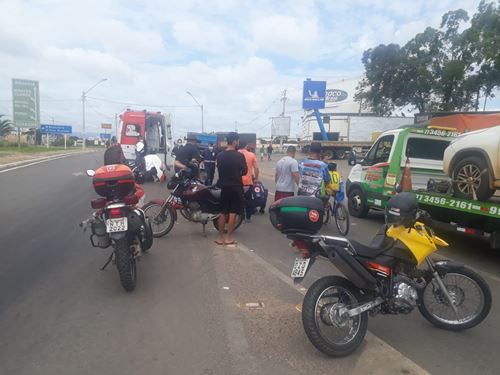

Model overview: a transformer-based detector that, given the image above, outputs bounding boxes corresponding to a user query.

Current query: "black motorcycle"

[80,164,153,292]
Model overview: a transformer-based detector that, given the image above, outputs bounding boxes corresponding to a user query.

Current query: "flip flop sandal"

[214,240,225,245]
[224,241,238,247]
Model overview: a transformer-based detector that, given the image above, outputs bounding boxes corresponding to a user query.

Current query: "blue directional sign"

[302,80,327,109]
[100,133,112,139]
[40,124,72,134]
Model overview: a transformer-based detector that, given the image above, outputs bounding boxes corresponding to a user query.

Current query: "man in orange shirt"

[239,141,259,222]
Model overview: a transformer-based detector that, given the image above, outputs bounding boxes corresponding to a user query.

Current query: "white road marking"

[0,153,84,174]
[237,240,430,375]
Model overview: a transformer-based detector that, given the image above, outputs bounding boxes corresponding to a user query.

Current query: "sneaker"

[245,218,252,223]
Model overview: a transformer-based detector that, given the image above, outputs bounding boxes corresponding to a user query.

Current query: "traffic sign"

[100,133,111,139]
[302,80,326,110]
[12,79,40,128]
[40,124,72,134]
[101,123,112,129]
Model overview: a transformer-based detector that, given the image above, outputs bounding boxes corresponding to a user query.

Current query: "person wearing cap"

[172,138,183,157]
[174,134,201,172]
[215,132,247,246]
[298,142,331,197]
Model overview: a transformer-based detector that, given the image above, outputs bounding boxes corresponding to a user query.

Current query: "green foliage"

[356,1,500,114]
[0,115,14,137]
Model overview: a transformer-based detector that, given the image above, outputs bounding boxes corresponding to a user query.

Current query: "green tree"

[355,2,500,114]
[0,115,14,137]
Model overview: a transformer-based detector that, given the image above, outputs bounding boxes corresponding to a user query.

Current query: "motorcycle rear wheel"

[418,266,491,331]
[212,214,244,233]
[302,276,368,357]
[143,202,176,237]
[114,238,136,292]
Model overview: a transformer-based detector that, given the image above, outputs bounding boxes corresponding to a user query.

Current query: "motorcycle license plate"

[105,217,128,233]
[291,258,310,278]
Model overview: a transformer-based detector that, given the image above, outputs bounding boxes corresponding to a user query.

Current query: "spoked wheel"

[418,267,491,331]
[114,238,136,292]
[323,201,331,225]
[302,276,368,357]
[143,202,175,237]
[213,213,244,233]
[334,203,350,236]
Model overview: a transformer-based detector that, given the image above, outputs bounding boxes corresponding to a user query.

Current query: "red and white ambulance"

[118,109,174,172]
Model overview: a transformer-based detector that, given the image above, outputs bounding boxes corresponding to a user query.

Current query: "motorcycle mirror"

[86,169,96,177]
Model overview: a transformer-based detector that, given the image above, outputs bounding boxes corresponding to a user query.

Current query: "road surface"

[0,152,498,374]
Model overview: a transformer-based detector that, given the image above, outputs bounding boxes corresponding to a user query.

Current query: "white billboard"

[271,116,291,137]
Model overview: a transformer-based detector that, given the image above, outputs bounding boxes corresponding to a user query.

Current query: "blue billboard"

[302,80,327,110]
[100,133,112,139]
[40,124,72,134]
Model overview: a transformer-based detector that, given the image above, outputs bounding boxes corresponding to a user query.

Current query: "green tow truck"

[346,125,500,249]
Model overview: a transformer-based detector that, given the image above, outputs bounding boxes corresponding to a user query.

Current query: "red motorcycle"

[80,164,153,292]
[143,169,244,237]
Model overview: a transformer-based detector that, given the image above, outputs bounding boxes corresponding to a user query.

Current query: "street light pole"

[186,91,204,133]
[82,78,108,150]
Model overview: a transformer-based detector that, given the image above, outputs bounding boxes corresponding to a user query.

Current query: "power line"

[86,101,116,120]
[86,96,199,109]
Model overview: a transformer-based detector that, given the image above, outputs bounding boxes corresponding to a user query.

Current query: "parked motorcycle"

[80,164,153,292]
[143,169,244,237]
[270,193,491,357]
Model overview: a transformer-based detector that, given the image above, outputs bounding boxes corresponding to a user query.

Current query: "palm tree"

[0,114,14,137]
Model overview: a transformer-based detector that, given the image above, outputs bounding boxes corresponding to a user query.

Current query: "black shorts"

[220,186,244,215]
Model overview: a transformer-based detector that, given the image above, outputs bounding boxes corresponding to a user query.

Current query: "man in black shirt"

[174,135,201,172]
[104,137,128,165]
[215,132,247,246]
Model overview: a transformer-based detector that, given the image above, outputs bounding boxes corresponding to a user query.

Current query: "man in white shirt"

[274,146,300,201]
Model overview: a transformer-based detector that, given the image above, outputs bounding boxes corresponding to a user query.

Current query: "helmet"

[385,192,418,227]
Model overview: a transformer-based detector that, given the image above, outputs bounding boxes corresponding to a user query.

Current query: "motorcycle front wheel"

[143,202,176,237]
[114,238,136,292]
[212,214,244,233]
[302,276,368,357]
[418,266,491,331]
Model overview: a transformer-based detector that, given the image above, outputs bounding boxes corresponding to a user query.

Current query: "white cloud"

[251,15,319,60]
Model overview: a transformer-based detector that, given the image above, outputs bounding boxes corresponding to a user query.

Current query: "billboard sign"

[100,133,112,139]
[101,123,112,129]
[271,116,291,137]
[40,124,72,134]
[12,79,40,128]
[302,80,326,109]
[326,89,348,103]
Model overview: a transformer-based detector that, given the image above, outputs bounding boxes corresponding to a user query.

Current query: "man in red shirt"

[239,141,259,222]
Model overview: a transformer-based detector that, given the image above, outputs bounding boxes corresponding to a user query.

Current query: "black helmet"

[385,192,418,227]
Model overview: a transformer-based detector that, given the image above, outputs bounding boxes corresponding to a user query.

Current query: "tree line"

[355,1,500,115]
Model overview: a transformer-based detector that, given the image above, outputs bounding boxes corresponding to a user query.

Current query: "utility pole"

[280,89,287,116]
[234,121,238,132]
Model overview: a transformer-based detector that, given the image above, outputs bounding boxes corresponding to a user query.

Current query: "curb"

[0,151,96,172]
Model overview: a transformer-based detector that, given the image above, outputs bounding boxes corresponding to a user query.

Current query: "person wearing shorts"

[215,132,247,246]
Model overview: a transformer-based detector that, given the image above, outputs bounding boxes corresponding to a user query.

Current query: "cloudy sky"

[0,0,495,138]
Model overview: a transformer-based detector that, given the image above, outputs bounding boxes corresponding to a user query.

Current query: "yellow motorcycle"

[270,193,492,357]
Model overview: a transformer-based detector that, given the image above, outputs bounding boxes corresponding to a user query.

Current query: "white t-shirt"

[275,156,299,192]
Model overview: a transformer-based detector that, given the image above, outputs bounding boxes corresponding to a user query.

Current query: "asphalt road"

[0,151,498,374]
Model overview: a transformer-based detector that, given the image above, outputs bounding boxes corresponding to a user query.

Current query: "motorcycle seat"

[349,233,395,259]
[209,189,221,200]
